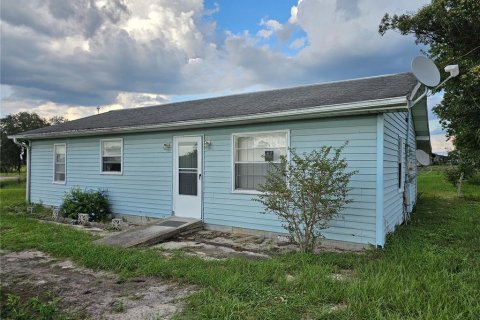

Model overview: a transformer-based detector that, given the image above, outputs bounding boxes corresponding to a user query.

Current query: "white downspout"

[13,137,31,203]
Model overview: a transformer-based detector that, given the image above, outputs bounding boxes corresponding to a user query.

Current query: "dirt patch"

[328,303,348,312]
[0,250,194,320]
[154,240,270,260]
[328,269,354,282]
[178,230,366,256]
[179,230,294,255]
[153,230,365,260]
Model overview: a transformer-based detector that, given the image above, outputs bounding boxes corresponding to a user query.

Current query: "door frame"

[172,135,203,219]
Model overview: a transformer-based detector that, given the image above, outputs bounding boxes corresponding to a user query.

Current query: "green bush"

[59,187,111,221]
[444,165,479,186]
[468,171,480,185]
[445,166,461,186]
[255,145,356,252]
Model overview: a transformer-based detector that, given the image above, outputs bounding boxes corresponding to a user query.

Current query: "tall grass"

[1,167,479,319]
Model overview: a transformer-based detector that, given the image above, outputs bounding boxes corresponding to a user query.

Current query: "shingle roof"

[18,73,417,137]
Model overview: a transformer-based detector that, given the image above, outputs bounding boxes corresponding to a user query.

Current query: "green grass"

[418,166,480,201]
[1,167,479,319]
[0,289,73,320]
[0,177,25,207]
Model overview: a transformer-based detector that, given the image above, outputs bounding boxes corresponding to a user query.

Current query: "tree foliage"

[379,0,480,169]
[255,145,356,252]
[48,116,68,126]
[0,112,67,173]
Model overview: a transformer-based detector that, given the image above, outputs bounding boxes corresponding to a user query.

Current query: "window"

[233,131,288,192]
[178,141,198,196]
[101,139,122,173]
[398,136,405,191]
[53,144,66,183]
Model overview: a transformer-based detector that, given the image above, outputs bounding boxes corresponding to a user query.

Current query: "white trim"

[375,114,385,247]
[53,143,67,184]
[172,135,203,219]
[398,136,405,193]
[100,138,123,175]
[26,141,31,202]
[11,97,407,140]
[231,129,290,194]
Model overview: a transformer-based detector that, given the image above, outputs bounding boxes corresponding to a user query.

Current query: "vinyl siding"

[30,115,379,244]
[383,111,417,235]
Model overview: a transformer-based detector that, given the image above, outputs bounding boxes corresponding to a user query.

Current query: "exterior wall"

[30,115,379,244]
[383,111,417,235]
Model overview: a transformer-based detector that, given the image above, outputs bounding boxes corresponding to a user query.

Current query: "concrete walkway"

[0,176,23,181]
[94,217,203,248]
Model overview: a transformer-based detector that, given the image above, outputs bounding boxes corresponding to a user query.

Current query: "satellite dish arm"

[409,68,458,108]
[411,86,428,106]
[409,82,422,100]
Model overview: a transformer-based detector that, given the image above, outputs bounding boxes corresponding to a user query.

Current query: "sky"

[0,0,452,154]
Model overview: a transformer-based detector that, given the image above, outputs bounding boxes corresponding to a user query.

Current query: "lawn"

[0,177,25,207]
[0,167,479,319]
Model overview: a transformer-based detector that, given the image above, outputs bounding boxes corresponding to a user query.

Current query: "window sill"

[53,181,66,185]
[232,189,263,195]
[100,171,123,175]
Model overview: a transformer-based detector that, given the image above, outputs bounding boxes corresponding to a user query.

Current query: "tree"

[0,112,50,173]
[379,0,480,171]
[444,149,476,198]
[255,145,356,252]
[49,116,68,125]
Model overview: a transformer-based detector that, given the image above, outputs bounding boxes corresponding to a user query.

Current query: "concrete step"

[94,216,203,248]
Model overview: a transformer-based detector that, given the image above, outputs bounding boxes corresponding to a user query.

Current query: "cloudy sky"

[0,0,452,154]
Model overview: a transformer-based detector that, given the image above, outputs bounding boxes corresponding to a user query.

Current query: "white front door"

[173,136,202,219]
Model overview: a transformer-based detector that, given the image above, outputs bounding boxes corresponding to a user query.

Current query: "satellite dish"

[416,149,431,166]
[411,56,441,87]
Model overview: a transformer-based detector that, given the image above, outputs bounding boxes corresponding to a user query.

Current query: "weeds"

[1,167,479,319]
[0,290,72,320]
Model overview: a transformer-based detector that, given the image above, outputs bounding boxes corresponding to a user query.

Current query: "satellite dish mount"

[409,56,460,106]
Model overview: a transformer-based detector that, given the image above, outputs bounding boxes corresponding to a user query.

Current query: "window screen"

[54,144,66,182]
[101,139,122,173]
[233,132,287,191]
[178,141,198,195]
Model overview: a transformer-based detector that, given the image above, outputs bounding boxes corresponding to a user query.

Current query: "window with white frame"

[53,144,66,183]
[398,136,405,191]
[101,139,122,173]
[233,131,288,192]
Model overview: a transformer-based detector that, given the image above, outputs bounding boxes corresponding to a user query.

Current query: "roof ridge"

[14,72,418,138]
[106,72,413,113]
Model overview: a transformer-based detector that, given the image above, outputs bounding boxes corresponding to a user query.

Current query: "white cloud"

[2,0,430,105]
[429,119,443,133]
[288,3,300,24]
[257,18,283,38]
[0,92,169,121]
[290,37,306,49]
[290,0,428,64]
[2,0,442,143]
[1,0,226,105]
[431,134,453,155]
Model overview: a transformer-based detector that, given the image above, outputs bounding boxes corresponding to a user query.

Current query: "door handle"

[199,173,202,180]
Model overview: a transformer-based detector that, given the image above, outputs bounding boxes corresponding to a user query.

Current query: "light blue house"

[11,73,430,247]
